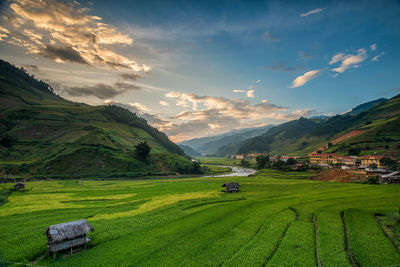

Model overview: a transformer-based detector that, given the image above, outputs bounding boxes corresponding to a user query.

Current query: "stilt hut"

[46,219,94,259]
[222,183,241,192]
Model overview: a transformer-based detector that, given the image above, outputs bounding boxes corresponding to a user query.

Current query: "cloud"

[233,89,245,93]
[256,80,261,83]
[128,102,149,112]
[330,48,367,73]
[159,101,169,106]
[41,45,87,64]
[246,89,255,98]
[1,0,150,71]
[120,73,141,81]
[372,52,384,62]
[22,64,39,71]
[290,69,322,88]
[266,108,317,120]
[262,31,279,42]
[264,61,297,72]
[300,8,325,17]
[370,43,377,51]
[64,81,139,99]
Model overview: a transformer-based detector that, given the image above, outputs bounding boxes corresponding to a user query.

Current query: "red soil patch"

[311,169,366,183]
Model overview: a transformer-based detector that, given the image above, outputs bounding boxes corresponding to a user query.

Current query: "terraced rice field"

[1,169,400,266]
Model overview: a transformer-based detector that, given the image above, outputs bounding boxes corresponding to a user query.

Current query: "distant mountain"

[345,98,387,116]
[0,59,191,177]
[179,144,201,157]
[178,125,274,155]
[222,96,400,157]
[309,115,330,119]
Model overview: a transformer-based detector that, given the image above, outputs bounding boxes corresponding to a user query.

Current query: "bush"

[367,176,379,184]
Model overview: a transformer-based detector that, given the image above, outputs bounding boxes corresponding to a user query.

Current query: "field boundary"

[313,214,323,267]
[341,211,361,267]
[262,207,298,266]
[375,214,400,254]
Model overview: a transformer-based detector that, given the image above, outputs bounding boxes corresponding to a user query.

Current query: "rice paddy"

[1,168,400,266]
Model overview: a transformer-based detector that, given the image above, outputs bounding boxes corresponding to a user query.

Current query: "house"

[280,156,298,162]
[235,154,244,159]
[309,153,339,164]
[46,219,94,259]
[222,183,240,192]
[247,153,264,159]
[14,182,25,191]
[360,155,385,168]
[337,156,357,167]
[380,171,400,184]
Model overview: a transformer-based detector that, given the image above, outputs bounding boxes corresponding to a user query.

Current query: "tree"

[380,157,398,170]
[135,141,151,163]
[191,161,203,174]
[287,158,297,165]
[256,155,269,169]
[328,142,333,148]
[348,146,361,156]
[240,159,250,168]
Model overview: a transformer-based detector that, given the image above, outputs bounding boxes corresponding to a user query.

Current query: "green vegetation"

[1,169,400,266]
[0,59,192,177]
[216,95,400,157]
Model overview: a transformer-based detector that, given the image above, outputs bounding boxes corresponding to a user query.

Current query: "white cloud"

[290,69,322,88]
[246,89,255,98]
[370,43,377,51]
[233,89,245,93]
[331,48,367,73]
[300,8,325,17]
[372,52,384,62]
[159,100,169,106]
[256,80,261,83]
[128,102,150,112]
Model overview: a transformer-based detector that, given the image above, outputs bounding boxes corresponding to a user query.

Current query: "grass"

[1,169,400,266]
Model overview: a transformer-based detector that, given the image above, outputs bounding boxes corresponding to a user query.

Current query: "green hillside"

[0,60,192,178]
[224,95,400,157]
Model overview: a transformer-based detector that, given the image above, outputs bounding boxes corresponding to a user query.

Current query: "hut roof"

[222,183,240,189]
[46,219,94,243]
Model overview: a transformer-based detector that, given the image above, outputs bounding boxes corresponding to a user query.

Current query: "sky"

[0,0,399,142]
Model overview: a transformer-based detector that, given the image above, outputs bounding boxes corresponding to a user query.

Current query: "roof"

[382,171,400,178]
[46,219,94,243]
[222,183,240,189]
[15,182,25,186]
[360,155,386,159]
[310,153,339,157]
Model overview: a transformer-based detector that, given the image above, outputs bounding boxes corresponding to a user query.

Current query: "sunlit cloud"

[290,69,322,88]
[246,89,255,98]
[128,102,150,112]
[159,100,169,106]
[370,43,377,51]
[330,48,367,73]
[300,8,325,17]
[1,0,150,72]
[233,89,245,93]
[372,52,384,62]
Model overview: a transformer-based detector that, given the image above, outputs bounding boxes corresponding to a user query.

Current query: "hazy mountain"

[178,125,274,155]
[179,144,201,157]
[221,96,400,157]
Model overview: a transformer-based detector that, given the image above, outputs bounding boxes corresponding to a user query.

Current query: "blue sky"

[0,0,399,141]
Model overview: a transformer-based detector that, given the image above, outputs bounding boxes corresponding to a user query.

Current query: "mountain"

[179,144,201,157]
[178,125,274,156]
[0,59,192,177]
[226,96,400,157]
[345,98,387,116]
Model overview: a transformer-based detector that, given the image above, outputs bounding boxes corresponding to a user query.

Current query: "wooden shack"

[46,219,94,258]
[222,183,240,192]
[14,182,25,191]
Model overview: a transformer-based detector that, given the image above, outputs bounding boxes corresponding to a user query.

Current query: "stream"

[205,166,257,177]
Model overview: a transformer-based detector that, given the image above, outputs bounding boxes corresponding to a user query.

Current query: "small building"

[14,182,25,191]
[360,155,385,168]
[309,153,339,164]
[46,219,94,258]
[337,156,357,167]
[222,183,240,192]
[380,171,400,184]
[235,154,244,159]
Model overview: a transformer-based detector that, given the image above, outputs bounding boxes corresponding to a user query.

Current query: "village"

[233,152,400,184]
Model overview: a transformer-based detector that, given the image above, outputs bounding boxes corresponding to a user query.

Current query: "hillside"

[0,60,191,177]
[178,125,274,156]
[179,144,201,157]
[224,95,400,157]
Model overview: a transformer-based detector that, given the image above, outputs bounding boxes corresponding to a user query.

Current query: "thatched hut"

[46,219,94,258]
[222,183,240,192]
[13,182,25,191]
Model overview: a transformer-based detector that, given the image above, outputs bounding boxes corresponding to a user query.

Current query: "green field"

[1,169,400,266]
